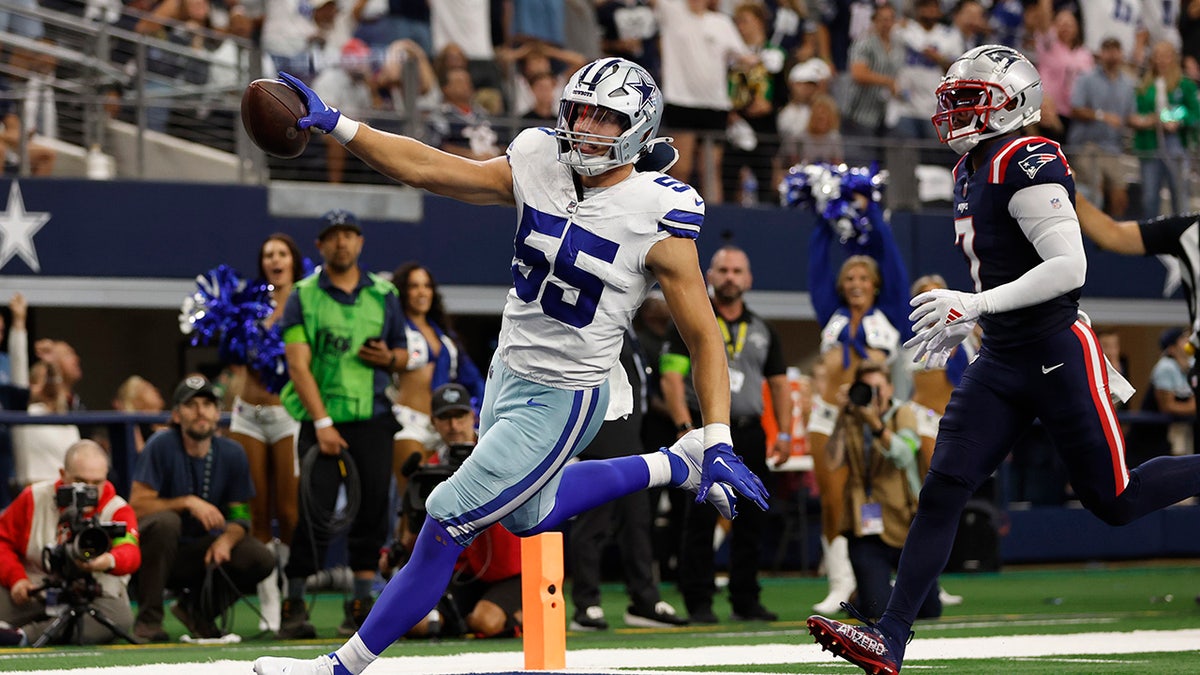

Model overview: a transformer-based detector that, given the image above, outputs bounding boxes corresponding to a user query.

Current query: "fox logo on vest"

[314,327,354,358]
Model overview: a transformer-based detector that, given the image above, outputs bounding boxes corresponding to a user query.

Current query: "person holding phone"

[275,209,429,639]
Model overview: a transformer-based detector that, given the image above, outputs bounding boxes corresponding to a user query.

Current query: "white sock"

[333,633,377,674]
[641,452,673,488]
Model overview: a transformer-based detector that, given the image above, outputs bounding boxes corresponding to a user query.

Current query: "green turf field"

[2,562,1198,673]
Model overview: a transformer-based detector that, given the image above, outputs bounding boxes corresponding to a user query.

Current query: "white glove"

[908,288,985,343]
[905,319,975,369]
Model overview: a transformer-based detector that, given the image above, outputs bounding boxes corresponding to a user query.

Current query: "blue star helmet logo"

[626,71,657,110]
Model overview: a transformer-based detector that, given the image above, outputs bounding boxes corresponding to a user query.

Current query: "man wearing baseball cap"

[276,209,428,638]
[130,375,273,641]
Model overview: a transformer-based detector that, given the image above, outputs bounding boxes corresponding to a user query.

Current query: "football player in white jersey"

[253,59,770,675]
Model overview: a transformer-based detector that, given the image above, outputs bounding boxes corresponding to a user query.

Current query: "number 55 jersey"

[499,127,705,389]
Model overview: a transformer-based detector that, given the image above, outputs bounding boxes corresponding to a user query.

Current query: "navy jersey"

[952,135,1080,347]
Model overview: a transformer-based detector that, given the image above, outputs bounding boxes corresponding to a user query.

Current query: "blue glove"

[277,72,341,133]
[697,443,769,513]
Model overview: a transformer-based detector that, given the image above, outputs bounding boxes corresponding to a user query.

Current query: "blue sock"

[665,448,689,486]
[356,515,464,655]
[521,456,651,535]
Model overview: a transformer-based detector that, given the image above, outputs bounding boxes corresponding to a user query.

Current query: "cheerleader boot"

[812,535,856,615]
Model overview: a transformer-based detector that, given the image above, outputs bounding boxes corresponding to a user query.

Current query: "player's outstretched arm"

[278,72,514,206]
[1075,194,1147,255]
[648,236,770,511]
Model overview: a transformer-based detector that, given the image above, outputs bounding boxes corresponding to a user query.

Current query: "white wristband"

[330,115,360,145]
[314,416,334,430]
[703,423,732,448]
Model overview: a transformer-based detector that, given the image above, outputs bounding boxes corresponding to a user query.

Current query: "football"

[241,78,311,159]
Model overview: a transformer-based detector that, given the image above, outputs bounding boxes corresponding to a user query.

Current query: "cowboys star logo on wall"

[0,181,51,272]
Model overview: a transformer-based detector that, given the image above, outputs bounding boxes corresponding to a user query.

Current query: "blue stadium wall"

[0,177,1170,301]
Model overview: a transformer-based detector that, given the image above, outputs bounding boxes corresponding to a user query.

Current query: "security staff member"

[661,245,790,624]
[276,210,425,639]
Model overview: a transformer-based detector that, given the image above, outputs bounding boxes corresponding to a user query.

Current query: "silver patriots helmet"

[931,45,1043,155]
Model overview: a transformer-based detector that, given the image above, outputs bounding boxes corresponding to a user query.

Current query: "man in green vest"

[276,209,427,639]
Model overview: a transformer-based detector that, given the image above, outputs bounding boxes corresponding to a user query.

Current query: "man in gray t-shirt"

[1067,37,1136,215]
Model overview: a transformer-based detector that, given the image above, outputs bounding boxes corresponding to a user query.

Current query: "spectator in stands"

[426,66,502,159]
[1131,40,1199,219]
[261,0,323,76]
[0,0,43,40]
[776,59,829,171]
[827,360,940,622]
[1032,7,1091,143]
[797,93,844,165]
[510,0,565,47]
[656,0,754,203]
[383,384,522,639]
[388,261,485,523]
[950,0,988,53]
[133,0,220,132]
[1068,37,1136,217]
[0,48,57,176]
[375,38,437,116]
[0,440,141,645]
[520,71,558,123]
[497,39,587,119]
[429,0,503,93]
[314,38,380,183]
[723,1,787,207]
[569,329,687,632]
[1094,327,1131,412]
[1080,0,1143,66]
[33,340,82,411]
[364,0,431,57]
[1149,327,1197,456]
[111,375,166,454]
[841,4,903,166]
[891,0,960,144]
[13,360,81,489]
[130,375,274,641]
[596,0,660,81]
[1181,0,1200,81]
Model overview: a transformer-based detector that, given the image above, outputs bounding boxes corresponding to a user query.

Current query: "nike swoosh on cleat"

[1041,363,1064,374]
[526,398,549,407]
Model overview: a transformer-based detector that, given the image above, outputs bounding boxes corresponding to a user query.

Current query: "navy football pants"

[881,319,1200,636]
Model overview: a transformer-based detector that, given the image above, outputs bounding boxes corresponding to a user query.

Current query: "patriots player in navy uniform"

[807,45,1200,675]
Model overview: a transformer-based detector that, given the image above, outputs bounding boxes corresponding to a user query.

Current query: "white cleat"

[253,654,338,675]
[662,429,737,519]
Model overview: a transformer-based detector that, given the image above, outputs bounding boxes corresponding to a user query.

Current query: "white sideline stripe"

[7,629,1200,674]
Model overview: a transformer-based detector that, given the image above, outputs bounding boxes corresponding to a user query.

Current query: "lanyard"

[188,451,214,503]
[716,316,748,362]
[861,423,874,499]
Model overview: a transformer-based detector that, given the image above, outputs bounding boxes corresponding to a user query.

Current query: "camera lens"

[70,526,112,560]
[848,381,873,407]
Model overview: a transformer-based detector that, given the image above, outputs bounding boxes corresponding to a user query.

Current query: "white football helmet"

[931,45,1043,155]
[556,58,664,176]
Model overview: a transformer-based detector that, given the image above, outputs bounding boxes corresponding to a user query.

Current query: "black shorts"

[663,104,728,132]
[451,574,522,623]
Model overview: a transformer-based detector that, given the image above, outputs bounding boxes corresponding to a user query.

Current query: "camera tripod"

[30,578,141,647]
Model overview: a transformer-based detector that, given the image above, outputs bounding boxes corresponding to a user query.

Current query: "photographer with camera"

[381,383,523,639]
[130,375,274,642]
[825,361,940,622]
[0,440,140,646]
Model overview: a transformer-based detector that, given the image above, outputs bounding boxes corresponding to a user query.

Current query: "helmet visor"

[556,101,632,158]
[931,80,1000,144]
